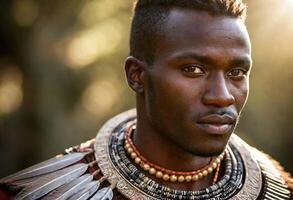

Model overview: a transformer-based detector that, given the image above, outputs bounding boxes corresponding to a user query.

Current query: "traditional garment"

[0,109,292,199]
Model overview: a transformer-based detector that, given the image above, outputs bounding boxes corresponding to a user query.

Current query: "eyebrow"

[229,57,252,67]
[169,52,252,67]
[171,53,215,65]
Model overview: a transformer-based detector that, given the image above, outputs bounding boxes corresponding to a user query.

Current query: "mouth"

[196,114,236,135]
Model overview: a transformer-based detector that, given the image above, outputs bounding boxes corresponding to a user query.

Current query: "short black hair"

[130,0,247,64]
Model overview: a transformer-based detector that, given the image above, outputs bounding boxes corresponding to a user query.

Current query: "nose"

[202,72,235,107]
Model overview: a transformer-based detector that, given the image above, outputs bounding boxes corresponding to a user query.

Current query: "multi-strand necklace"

[106,119,244,199]
[96,110,245,200]
[124,125,224,184]
[95,109,268,199]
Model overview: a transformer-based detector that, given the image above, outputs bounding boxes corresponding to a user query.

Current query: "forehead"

[155,9,251,60]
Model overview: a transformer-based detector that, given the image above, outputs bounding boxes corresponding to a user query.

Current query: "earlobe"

[124,56,146,93]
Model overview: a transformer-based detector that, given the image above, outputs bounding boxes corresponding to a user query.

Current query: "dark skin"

[125,9,251,191]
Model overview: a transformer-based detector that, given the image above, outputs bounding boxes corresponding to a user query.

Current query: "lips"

[196,114,236,135]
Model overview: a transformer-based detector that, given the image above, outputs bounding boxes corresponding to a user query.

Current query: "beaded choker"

[124,125,224,183]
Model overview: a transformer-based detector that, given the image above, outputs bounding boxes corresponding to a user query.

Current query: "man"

[0,0,292,199]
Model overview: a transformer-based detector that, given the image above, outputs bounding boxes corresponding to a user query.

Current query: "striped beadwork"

[108,120,245,199]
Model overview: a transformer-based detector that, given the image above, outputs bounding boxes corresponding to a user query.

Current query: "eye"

[182,65,205,76]
[227,68,248,79]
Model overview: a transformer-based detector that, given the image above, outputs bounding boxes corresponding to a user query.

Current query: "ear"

[124,56,146,93]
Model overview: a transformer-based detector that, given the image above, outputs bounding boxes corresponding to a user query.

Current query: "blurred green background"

[0,0,292,177]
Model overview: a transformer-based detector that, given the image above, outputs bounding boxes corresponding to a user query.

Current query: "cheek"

[147,72,204,116]
[145,73,201,134]
[147,78,182,113]
[151,75,186,103]
[231,81,249,111]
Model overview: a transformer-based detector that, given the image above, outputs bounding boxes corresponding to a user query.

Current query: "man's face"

[143,9,252,156]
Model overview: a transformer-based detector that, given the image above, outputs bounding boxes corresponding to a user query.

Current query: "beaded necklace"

[124,124,224,183]
[107,120,244,199]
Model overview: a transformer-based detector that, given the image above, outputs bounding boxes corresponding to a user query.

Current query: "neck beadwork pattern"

[108,120,244,199]
[124,124,224,184]
[95,109,263,200]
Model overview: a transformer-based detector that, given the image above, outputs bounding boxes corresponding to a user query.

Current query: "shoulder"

[234,135,293,199]
[0,138,125,200]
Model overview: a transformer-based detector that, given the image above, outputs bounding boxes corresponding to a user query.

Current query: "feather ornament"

[68,180,100,200]
[90,187,114,200]
[10,176,41,187]
[42,173,93,200]
[3,175,42,192]
[15,163,88,200]
[0,152,87,183]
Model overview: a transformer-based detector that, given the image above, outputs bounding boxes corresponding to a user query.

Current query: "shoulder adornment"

[0,139,117,200]
[249,146,292,200]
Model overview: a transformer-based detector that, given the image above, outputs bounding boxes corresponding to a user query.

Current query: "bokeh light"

[82,79,121,115]
[12,0,39,27]
[79,0,128,27]
[64,19,122,69]
[0,66,23,115]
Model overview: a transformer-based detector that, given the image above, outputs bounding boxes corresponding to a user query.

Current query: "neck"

[134,111,212,173]
[133,112,219,190]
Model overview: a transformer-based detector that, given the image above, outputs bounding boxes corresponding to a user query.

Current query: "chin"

[184,142,227,157]
[190,148,225,157]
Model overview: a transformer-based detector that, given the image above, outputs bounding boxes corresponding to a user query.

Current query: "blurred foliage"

[0,0,292,177]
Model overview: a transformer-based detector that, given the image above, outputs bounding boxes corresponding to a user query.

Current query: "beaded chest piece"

[95,109,290,200]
